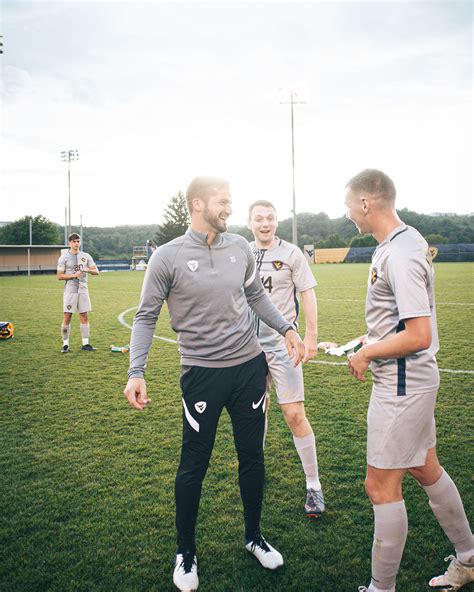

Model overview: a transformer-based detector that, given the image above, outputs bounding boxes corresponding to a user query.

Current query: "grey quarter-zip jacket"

[128,228,293,378]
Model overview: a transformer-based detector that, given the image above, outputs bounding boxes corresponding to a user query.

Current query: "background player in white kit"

[57,233,99,353]
[345,170,473,592]
[248,200,325,519]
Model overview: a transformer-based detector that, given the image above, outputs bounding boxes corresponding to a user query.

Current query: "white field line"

[118,307,474,374]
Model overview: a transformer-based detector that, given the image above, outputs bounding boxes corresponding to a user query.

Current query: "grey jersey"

[250,239,317,351]
[57,250,95,294]
[366,224,439,396]
[128,228,293,378]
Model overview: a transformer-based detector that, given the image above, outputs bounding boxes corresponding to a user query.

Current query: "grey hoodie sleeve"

[242,242,293,336]
[128,249,172,379]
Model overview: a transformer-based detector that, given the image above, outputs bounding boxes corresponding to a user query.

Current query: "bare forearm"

[362,318,432,362]
[301,289,317,340]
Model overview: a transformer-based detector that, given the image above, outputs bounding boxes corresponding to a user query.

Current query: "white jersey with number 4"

[250,238,317,351]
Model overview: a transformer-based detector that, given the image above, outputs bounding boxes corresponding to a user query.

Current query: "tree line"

[1,194,473,260]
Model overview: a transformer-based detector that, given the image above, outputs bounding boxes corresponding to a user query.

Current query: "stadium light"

[60,149,79,238]
[280,90,306,246]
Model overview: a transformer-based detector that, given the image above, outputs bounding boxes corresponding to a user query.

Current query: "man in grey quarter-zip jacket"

[123,176,304,592]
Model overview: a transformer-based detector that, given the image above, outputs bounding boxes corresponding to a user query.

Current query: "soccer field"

[1,263,472,592]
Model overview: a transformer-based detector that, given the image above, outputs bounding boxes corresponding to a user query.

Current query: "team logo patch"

[67,305,72,310]
[81,257,86,262]
[187,260,199,272]
[194,401,207,414]
[272,260,284,270]
[370,267,378,285]
[230,256,236,263]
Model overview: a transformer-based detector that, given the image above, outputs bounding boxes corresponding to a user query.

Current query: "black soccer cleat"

[81,344,97,351]
[61,344,69,353]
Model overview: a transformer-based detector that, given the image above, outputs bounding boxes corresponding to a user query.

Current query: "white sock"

[371,500,408,590]
[422,469,474,559]
[80,323,90,345]
[61,324,70,346]
[293,431,321,490]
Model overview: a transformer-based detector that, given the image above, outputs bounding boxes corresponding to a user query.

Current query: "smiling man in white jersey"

[344,169,473,592]
[57,233,99,353]
[248,200,325,519]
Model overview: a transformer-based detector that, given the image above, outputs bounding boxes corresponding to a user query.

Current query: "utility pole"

[60,149,79,237]
[280,91,306,246]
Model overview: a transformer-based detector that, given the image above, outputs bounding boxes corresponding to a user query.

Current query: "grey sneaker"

[305,488,325,518]
[429,555,474,590]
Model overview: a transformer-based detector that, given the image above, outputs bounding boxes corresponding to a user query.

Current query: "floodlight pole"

[60,149,79,238]
[280,91,306,246]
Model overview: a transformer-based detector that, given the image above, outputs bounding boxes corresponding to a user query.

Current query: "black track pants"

[175,352,268,552]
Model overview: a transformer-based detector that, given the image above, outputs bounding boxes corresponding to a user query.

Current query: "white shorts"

[264,348,304,405]
[63,292,92,314]
[367,389,437,469]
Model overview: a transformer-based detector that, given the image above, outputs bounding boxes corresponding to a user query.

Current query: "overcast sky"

[1,0,472,228]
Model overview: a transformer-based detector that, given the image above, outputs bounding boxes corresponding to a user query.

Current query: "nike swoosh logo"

[252,392,266,410]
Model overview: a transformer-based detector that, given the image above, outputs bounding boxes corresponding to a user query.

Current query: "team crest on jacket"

[370,267,378,285]
[272,260,284,270]
[194,401,207,414]
[187,260,199,272]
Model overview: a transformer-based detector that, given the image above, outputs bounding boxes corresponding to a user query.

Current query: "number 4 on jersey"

[261,275,273,293]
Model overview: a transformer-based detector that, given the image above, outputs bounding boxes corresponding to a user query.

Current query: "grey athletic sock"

[61,324,70,345]
[293,431,321,490]
[371,500,408,590]
[80,322,90,345]
[423,469,474,557]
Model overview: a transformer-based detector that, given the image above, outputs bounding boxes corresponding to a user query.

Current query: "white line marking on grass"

[117,306,176,343]
[117,307,474,373]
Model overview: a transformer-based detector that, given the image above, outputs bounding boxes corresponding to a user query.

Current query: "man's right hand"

[123,377,151,410]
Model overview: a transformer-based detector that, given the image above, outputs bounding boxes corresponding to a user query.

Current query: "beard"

[203,205,228,233]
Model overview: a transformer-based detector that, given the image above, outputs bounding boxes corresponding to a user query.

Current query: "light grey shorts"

[367,388,437,469]
[63,291,92,314]
[264,348,305,405]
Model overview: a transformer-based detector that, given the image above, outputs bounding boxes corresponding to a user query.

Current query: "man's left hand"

[348,347,370,381]
[303,335,317,363]
[285,329,305,367]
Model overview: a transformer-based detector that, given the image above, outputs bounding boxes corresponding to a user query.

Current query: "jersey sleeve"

[128,247,172,379]
[291,248,317,292]
[57,255,66,272]
[385,251,431,320]
[86,254,95,269]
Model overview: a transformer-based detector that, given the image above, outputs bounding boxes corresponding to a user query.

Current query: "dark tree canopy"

[0,215,61,245]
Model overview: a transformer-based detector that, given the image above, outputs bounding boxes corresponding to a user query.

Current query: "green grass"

[0,263,473,592]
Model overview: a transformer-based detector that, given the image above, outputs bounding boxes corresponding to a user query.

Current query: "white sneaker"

[245,533,284,570]
[173,551,198,591]
[429,555,474,590]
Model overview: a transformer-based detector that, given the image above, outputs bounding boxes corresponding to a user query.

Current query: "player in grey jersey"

[57,233,99,353]
[123,177,304,592]
[345,170,473,592]
[248,200,325,519]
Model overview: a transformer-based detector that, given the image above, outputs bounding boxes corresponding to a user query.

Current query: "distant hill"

[58,211,474,259]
